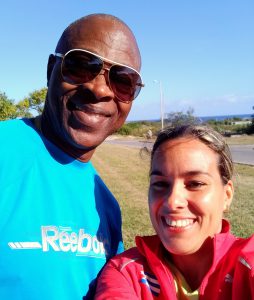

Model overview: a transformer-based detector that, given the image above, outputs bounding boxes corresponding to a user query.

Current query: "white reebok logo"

[8,225,106,257]
[8,242,42,249]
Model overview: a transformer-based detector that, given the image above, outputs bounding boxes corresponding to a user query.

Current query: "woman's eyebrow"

[150,170,212,177]
[150,170,164,176]
[183,170,212,177]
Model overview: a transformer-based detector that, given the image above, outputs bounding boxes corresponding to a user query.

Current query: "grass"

[92,143,254,249]
[229,164,254,237]
[225,135,254,145]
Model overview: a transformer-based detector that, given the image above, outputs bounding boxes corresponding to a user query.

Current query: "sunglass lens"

[62,50,103,84]
[109,66,142,103]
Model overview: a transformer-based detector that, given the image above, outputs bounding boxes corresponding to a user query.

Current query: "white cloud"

[222,94,238,103]
[127,93,254,121]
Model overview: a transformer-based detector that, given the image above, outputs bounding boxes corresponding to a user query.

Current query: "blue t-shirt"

[0,119,123,299]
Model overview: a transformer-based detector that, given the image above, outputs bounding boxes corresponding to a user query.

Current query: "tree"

[0,87,47,120]
[165,107,199,126]
[0,92,17,120]
[21,87,47,115]
[15,98,33,118]
[246,106,254,134]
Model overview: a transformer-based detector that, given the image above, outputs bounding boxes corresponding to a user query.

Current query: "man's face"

[46,18,141,154]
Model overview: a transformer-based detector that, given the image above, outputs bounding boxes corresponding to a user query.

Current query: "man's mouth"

[67,101,111,117]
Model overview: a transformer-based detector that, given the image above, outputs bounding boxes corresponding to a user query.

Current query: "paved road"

[105,138,254,166]
[229,145,254,166]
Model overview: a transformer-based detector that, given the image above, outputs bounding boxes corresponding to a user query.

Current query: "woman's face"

[149,137,233,256]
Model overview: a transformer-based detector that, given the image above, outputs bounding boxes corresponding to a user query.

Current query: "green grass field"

[225,135,254,145]
[92,143,254,249]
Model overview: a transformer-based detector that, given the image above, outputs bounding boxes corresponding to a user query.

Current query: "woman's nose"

[166,184,188,210]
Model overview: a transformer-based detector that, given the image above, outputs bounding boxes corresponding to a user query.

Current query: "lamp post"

[154,80,164,129]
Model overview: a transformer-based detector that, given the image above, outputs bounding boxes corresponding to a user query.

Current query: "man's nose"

[81,71,115,102]
[166,183,188,210]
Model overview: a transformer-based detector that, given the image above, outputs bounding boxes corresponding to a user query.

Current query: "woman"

[95,124,254,299]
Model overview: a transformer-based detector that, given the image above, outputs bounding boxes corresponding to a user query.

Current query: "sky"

[0,0,253,121]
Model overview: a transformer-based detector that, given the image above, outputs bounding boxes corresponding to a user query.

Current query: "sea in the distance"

[198,113,252,122]
[133,113,253,123]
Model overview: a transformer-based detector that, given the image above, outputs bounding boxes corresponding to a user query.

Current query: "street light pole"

[159,81,164,130]
[154,80,164,130]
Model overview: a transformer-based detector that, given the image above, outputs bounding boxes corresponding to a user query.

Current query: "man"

[0,14,143,299]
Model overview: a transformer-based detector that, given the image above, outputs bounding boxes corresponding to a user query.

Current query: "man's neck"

[33,115,96,163]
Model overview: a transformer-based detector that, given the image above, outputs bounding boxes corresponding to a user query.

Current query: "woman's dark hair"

[151,124,233,184]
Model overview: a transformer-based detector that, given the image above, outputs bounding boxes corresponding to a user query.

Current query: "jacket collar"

[135,219,236,296]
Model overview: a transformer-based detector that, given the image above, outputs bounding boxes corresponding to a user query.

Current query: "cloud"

[222,94,238,103]
[219,94,254,103]
[194,94,254,116]
[127,93,254,121]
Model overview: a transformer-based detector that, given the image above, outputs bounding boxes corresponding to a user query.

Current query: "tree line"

[0,88,47,121]
[1,89,253,135]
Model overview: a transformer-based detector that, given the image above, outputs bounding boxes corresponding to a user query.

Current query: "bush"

[117,124,132,136]
[246,121,254,134]
[116,121,161,137]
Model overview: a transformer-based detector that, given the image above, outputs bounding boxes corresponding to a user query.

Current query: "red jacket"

[95,220,254,299]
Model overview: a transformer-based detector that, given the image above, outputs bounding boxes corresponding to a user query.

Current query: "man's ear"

[47,54,56,86]
[223,180,234,212]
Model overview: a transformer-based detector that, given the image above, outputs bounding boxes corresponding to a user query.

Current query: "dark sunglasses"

[55,49,144,103]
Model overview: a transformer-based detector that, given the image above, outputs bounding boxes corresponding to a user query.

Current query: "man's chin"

[67,129,108,150]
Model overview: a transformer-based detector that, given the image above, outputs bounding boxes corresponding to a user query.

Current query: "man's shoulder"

[0,118,46,174]
[93,171,116,198]
[0,118,35,140]
[0,118,20,131]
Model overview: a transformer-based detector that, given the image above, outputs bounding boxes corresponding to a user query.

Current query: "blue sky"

[1,0,253,121]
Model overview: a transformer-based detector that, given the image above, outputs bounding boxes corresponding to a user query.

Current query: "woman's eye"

[151,181,169,189]
[186,181,206,189]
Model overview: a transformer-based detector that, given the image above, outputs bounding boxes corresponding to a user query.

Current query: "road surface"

[229,145,254,166]
[105,138,254,166]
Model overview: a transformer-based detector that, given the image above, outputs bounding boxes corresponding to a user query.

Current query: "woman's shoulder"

[108,246,145,272]
[238,235,254,265]
[232,235,254,252]
[226,235,254,273]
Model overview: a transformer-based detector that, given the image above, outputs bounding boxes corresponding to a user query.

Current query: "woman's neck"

[168,239,214,291]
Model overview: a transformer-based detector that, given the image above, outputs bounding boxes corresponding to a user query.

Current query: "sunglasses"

[55,49,144,103]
